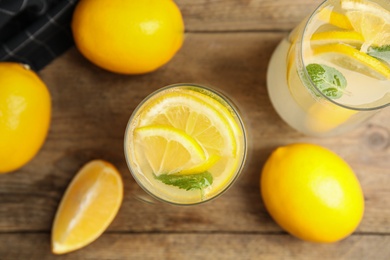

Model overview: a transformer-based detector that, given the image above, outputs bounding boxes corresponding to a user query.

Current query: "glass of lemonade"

[267,0,390,137]
[124,83,247,205]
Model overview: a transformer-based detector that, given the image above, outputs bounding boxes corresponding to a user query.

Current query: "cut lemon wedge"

[341,0,390,48]
[310,31,364,47]
[318,7,354,30]
[51,160,123,254]
[134,125,207,176]
[312,43,390,80]
[138,91,237,157]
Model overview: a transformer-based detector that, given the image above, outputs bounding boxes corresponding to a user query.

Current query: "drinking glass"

[124,83,247,205]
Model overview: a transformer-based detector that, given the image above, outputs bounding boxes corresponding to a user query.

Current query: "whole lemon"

[71,0,184,74]
[261,143,364,243]
[0,62,51,173]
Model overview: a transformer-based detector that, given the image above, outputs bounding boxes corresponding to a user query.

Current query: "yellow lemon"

[72,0,184,74]
[261,143,364,243]
[0,62,51,173]
[52,160,123,254]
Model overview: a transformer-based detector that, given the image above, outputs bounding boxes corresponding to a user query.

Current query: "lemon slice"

[181,88,243,137]
[134,125,207,176]
[180,154,221,175]
[52,160,123,254]
[318,7,354,30]
[341,0,390,48]
[311,31,365,47]
[312,43,390,79]
[138,91,237,157]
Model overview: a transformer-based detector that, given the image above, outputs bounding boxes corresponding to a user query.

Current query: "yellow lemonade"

[124,84,247,205]
[267,0,390,137]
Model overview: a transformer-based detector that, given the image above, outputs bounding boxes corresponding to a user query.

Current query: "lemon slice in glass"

[310,31,365,47]
[134,125,207,176]
[138,91,237,158]
[341,0,390,48]
[318,7,354,30]
[312,43,390,80]
[181,88,243,138]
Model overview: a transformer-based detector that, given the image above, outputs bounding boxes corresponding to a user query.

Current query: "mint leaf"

[306,63,347,99]
[368,45,390,65]
[155,171,213,192]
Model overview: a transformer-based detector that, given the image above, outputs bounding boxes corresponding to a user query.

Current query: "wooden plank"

[1,233,390,259]
[177,0,323,31]
[0,32,389,236]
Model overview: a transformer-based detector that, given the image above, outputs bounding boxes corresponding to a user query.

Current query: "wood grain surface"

[1,0,390,259]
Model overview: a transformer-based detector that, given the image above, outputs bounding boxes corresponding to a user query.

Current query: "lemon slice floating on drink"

[341,0,390,48]
[181,88,243,138]
[138,91,237,157]
[134,125,207,176]
[318,7,354,29]
[312,43,390,79]
[310,31,365,47]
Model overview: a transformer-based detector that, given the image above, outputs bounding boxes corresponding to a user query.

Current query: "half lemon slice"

[341,0,390,48]
[138,91,237,158]
[312,43,390,80]
[134,125,207,176]
[310,31,364,47]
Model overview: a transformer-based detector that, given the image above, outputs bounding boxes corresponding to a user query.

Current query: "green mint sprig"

[368,45,390,65]
[306,63,348,99]
[155,171,213,199]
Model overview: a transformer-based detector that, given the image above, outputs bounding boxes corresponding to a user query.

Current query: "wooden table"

[2,0,390,259]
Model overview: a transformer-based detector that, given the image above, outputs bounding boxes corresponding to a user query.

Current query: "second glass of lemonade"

[124,84,247,205]
[267,0,390,137]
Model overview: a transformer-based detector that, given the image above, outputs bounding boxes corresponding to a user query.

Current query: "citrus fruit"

[52,160,123,254]
[138,91,237,157]
[318,7,354,30]
[0,62,51,173]
[261,143,365,243]
[341,0,390,48]
[310,31,364,47]
[72,0,184,74]
[134,125,207,176]
[312,43,390,80]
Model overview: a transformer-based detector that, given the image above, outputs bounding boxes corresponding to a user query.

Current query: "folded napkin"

[0,0,78,71]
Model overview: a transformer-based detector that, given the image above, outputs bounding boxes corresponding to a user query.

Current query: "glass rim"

[123,83,248,206]
[298,0,390,111]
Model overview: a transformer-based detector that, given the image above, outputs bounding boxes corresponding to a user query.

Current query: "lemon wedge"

[312,43,390,80]
[134,125,207,176]
[341,0,390,48]
[51,160,123,254]
[139,91,237,157]
[311,31,365,47]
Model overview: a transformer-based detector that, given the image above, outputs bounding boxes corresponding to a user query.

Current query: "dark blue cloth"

[0,0,78,71]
